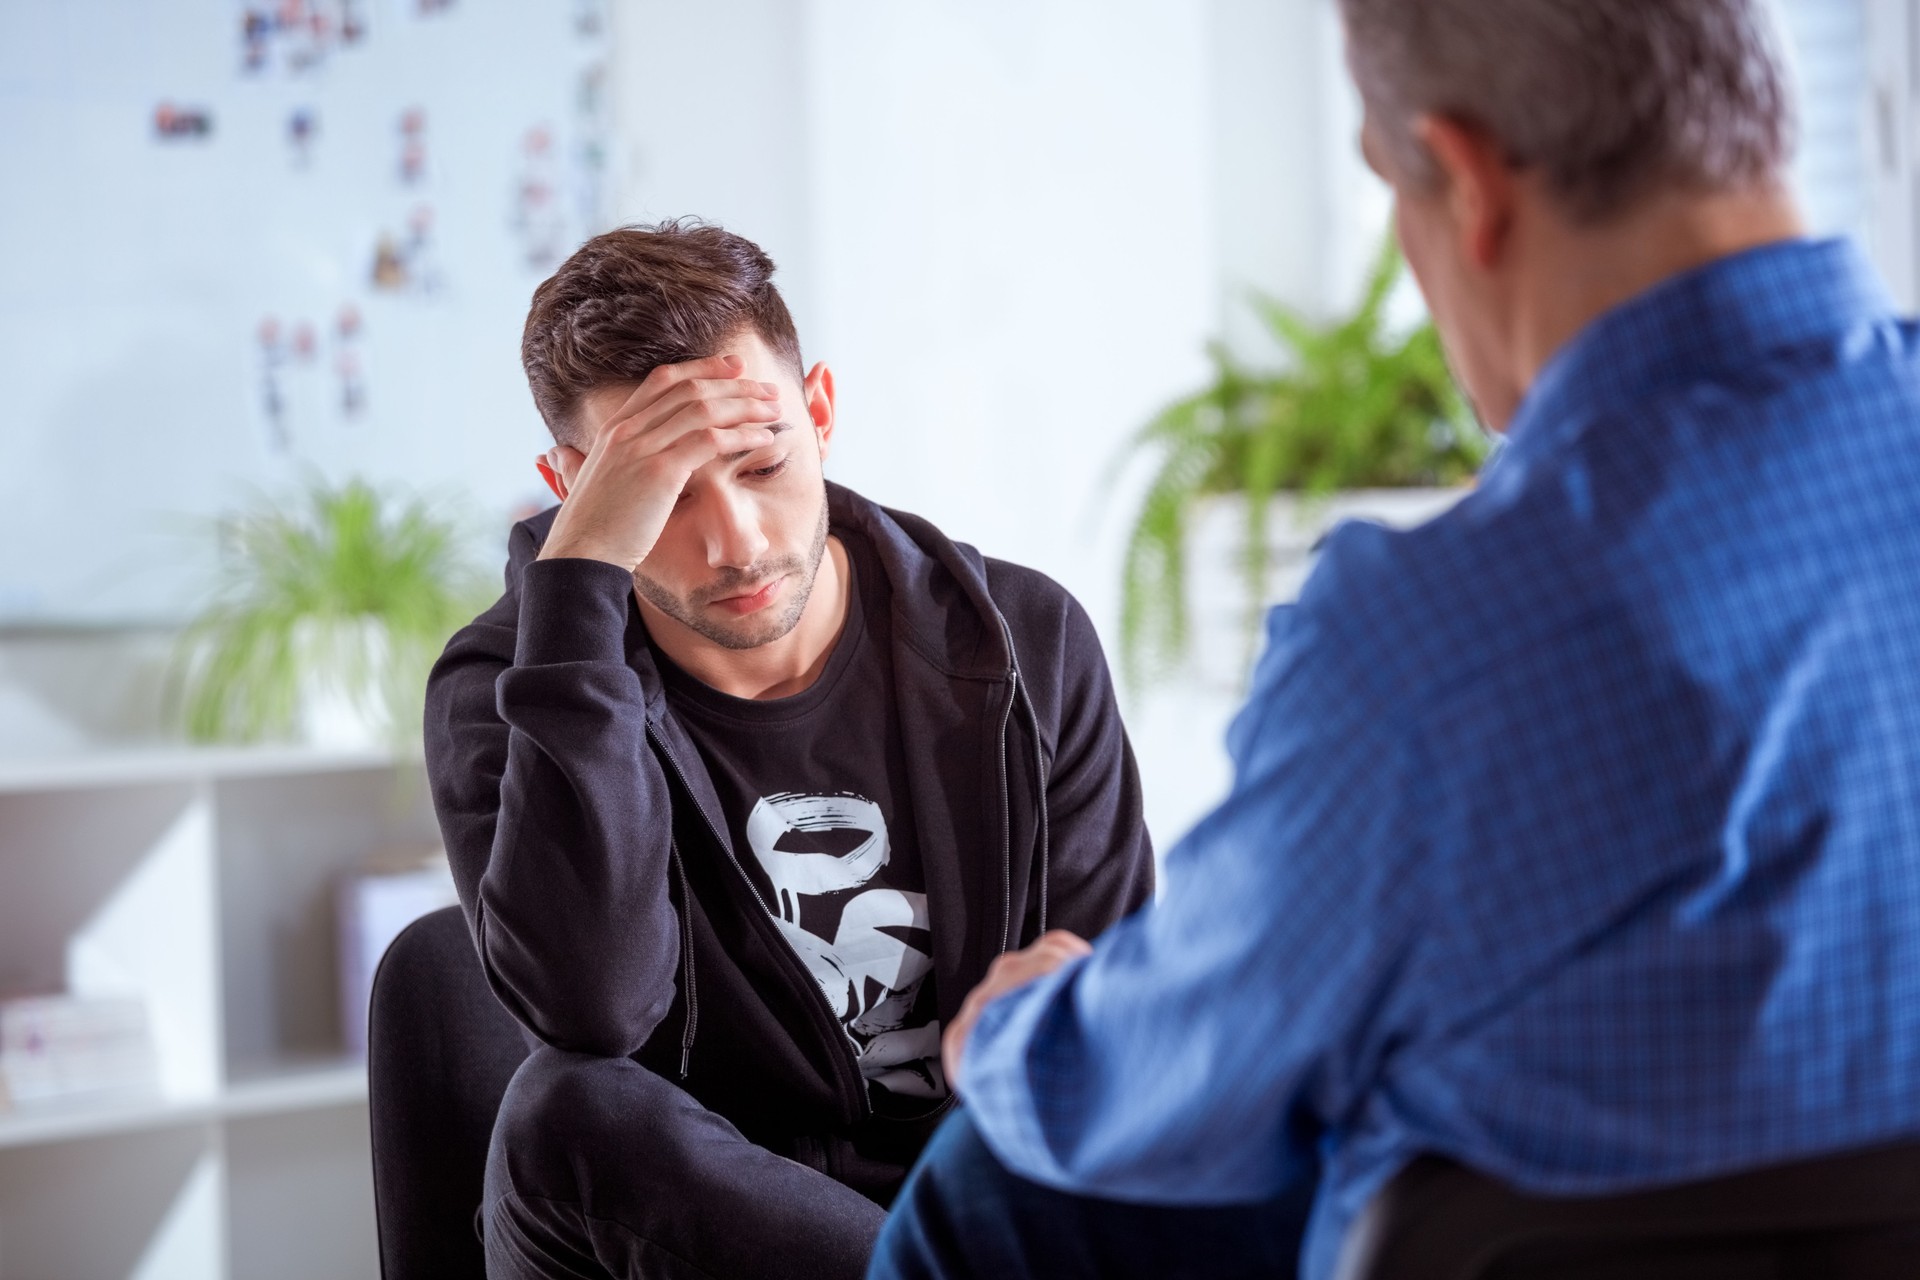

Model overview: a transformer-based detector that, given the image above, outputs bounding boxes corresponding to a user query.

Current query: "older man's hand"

[943,929,1093,1094]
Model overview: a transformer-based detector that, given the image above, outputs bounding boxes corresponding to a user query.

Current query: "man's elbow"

[476,922,677,1058]
[497,965,674,1058]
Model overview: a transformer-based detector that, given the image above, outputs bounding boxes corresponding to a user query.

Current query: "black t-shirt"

[655,532,947,1106]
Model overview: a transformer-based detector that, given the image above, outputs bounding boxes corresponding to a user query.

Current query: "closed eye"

[748,457,790,480]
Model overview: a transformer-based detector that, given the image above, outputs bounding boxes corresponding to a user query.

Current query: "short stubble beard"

[632,489,831,651]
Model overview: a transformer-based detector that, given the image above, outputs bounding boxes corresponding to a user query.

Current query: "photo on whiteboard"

[336,304,367,418]
[240,0,368,77]
[407,0,456,19]
[396,107,427,186]
[287,107,319,168]
[152,103,213,142]
[256,305,364,452]
[511,124,567,272]
[573,62,612,234]
[369,204,443,294]
[257,316,290,453]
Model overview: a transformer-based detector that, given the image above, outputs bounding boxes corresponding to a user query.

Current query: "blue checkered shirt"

[962,238,1920,1278]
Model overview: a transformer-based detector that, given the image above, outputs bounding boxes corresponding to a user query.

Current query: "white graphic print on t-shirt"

[745,791,945,1098]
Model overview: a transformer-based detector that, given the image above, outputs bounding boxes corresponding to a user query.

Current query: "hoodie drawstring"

[671,843,699,1079]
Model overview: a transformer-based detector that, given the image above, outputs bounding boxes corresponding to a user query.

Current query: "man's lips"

[710,575,787,616]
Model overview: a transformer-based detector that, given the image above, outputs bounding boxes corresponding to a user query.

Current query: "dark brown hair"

[521,219,804,443]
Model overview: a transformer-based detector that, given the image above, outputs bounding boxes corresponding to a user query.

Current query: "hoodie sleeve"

[423,522,683,1057]
[1024,585,1156,939]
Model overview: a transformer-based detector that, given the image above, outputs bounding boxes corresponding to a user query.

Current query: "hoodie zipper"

[652,727,871,1122]
[1020,680,1052,934]
[992,605,1054,950]
[996,675,1017,952]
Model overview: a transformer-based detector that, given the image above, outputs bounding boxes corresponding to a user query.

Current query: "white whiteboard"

[0,0,609,623]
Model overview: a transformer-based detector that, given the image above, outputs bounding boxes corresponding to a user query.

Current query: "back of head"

[1339,0,1797,222]
[521,219,803,445]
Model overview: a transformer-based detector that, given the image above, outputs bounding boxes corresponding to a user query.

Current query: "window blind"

[1775,0,1871,239]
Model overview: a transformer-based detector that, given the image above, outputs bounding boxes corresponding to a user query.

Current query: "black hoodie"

[424,483,1154,1192]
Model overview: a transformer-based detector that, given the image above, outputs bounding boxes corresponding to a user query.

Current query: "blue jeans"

[867,1109,1313,1280]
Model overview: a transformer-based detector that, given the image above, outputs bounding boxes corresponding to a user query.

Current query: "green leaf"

[168,475,494,745]
[1109,228,1490,687]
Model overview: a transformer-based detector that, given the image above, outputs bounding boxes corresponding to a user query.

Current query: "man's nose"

[705,488,771,570]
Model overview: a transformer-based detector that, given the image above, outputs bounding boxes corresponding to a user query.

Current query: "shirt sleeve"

[960,572,1434,1204]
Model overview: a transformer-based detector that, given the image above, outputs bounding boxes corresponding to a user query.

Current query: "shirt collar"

[1501,237,1898,464]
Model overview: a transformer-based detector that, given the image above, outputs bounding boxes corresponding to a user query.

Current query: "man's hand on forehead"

[535,353,787,571]
[718,420,792,464]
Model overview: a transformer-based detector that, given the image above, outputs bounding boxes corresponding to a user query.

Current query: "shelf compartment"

[0,1058,365,1151]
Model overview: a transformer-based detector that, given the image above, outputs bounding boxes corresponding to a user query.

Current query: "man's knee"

[489,1047,698,1203]
[487,1048,886,1280]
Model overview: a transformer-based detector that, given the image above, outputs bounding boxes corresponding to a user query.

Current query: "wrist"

[536,536,636,569]
[514,557,636,666]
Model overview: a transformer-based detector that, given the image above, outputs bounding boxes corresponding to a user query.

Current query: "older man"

[870,2,1920,1277]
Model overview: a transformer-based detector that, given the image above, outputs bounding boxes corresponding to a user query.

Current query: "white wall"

[801,2,1215,645]
[4,1,1351,852]
[611,0,1262,848]
[608,0,817,326]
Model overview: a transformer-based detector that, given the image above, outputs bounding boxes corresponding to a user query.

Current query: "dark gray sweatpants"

[482,1047,888,1280]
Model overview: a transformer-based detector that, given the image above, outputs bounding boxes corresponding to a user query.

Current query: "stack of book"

[0,994,158,1111]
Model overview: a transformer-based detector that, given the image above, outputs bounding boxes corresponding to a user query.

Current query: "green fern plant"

[170,477,492,744]
[1117,235,1487,686]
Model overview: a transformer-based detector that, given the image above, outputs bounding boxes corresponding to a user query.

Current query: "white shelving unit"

[0,746,439,1280]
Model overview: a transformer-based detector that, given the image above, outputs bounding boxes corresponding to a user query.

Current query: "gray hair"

[1338,0,1798,222]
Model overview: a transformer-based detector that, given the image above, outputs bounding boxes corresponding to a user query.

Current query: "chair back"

[1335,1142,1920,1280]
[368,905,531,1280]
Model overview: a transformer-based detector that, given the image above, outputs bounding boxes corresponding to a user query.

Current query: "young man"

[872,2,1920,1278]
[422,221,1152,1280]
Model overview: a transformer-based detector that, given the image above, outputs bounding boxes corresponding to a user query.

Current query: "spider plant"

[1116,235,1487,686]
[170,476,491,744]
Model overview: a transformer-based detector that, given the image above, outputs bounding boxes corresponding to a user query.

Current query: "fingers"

[979,931,1092,992]
[622,380,782,442]
[611,353,738,419]
[547,444,587,489]
[1000,931,1092,971]
[942,1019,974,1095]
[945,934,1094,1095]
[580,391,780,486]
[621,396,784,472]
[653,421,783,473]
[612,354,779,425]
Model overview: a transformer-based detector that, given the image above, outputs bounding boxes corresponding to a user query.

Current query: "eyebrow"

[722,422,792,462]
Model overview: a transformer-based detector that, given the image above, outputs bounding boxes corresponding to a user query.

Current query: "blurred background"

[0,0,1907,1275]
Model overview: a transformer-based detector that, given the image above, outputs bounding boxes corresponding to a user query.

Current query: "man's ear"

[803,362,837,464]
[535,454,567,502]
[1413,114,1517,271]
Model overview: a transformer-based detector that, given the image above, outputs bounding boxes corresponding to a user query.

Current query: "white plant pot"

[294,617,393,751]
[1185,487,1470,686]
